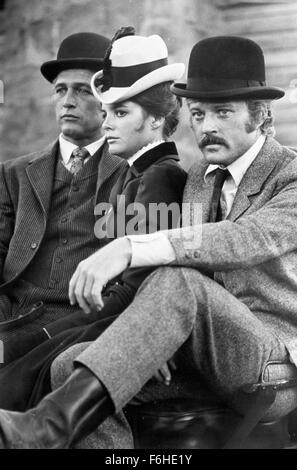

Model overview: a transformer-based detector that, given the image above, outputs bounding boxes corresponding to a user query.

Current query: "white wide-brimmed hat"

[91,33,185,104]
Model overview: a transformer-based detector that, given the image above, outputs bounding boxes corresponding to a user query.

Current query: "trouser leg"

[75,267,197,412]
[74,267,287,414]
[176,268,288,409]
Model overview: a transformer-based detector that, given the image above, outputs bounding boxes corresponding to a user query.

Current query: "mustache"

[199,134,229,149]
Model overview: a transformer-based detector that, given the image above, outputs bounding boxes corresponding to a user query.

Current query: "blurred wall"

[0,0,297,169]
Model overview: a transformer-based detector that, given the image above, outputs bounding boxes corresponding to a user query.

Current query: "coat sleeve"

[119,163,187,293]
[0,164,15,281]
[168,163,297,271]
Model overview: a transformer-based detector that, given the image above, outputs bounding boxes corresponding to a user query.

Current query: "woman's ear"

[150,116,164,130]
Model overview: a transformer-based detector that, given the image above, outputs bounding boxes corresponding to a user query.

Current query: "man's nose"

[201,113,217,134]
[63,89,76,108]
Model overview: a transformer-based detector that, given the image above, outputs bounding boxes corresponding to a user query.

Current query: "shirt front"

[59,134,106,170]
[204,134,265,219]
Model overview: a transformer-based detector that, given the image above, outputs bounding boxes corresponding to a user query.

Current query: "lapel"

[25,140,58,217]
[227,137,282,221]
[183,160,213,223]
[95,141,124,203]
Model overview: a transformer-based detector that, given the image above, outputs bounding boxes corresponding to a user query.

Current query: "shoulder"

[275,156,297,190]
[142,156,187,185]
[0,141,57,172]
[264,137,297,167]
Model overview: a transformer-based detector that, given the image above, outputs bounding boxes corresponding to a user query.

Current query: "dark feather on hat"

[99,26,136,92]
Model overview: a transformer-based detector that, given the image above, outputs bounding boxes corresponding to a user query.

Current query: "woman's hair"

[246,99,275,137]
[131,81,182,138]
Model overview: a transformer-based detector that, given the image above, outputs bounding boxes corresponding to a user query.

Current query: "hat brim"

[41,58,104,83]
[171,82,285,101]
[92,63,185,104]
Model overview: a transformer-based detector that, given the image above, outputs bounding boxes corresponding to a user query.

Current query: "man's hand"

[69,238,132,314]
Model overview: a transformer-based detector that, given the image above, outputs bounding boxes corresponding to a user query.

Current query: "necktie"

[209,168,230,222]
[69,147,89,175]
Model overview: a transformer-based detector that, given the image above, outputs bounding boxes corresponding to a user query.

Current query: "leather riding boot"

[0,366,114,449]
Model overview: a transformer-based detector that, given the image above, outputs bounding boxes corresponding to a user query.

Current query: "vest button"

[49,280,57,288]
[31,242,38,249]
[72,185,79,192]
[62,239,68,245]
[56,257,63,264]
[61,217,68,223]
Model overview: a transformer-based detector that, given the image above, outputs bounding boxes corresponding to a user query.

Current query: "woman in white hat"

[86,26,187,313]
[0,28,187,415]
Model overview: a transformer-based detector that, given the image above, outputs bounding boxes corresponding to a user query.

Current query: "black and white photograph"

[0,0,297,455]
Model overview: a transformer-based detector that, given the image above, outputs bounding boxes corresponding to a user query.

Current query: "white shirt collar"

[204,134,266,186]
[127,140,165,167]
[59,134,106,165]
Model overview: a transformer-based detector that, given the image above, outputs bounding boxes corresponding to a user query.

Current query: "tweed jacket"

[168,137,297,366]
[0,140,124,291]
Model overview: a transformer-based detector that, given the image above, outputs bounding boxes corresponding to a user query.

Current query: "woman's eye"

[116,110,127,117]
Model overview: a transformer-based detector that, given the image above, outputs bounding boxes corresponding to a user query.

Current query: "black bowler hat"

[40,32,111,83]
[171,36,284,101]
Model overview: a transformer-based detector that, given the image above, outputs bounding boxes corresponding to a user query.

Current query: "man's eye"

[218,109,231,117]
[191,111,204,121]
[55,87,66,95]
[77,87,92,95]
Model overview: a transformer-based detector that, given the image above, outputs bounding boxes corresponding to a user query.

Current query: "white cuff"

[126,231,176,268]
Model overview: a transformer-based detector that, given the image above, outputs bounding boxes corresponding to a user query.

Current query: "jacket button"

[31,243,37,249]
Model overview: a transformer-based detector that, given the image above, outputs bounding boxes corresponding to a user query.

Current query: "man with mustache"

[1,36,297,449]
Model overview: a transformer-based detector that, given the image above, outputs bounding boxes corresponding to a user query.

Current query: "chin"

[203,148,231,164]
[108,143,124,156]
[61,126,81,139]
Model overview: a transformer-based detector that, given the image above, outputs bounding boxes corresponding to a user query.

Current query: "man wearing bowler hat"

[0,31,134,448]
[0,32,129,354]
[1,35,297,449]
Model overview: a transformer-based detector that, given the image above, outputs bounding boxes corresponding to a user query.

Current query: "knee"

[50,342,92,391]
[51,351,75,391]
[138,266,203,298]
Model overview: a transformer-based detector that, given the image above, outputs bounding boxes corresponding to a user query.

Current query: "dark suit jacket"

[0,140,125,346]
[0,140,124,290]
